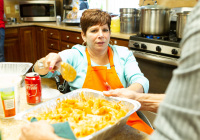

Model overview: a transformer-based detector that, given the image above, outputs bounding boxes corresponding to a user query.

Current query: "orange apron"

[82,47,154,135]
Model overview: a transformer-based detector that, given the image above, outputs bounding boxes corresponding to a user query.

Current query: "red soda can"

[25,72,42,104]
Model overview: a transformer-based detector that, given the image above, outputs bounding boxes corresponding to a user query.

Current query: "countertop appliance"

[129,33,179,93]
[19,0,61,22]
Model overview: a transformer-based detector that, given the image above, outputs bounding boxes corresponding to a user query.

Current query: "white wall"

[88,0,140,14]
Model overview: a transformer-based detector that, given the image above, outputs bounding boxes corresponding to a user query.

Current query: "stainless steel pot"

[140,4,171,35]
[120,8,140,34]
[176,12,190,39]
[171,7,193,21]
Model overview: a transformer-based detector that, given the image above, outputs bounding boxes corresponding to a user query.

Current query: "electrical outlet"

[6,7,10,14]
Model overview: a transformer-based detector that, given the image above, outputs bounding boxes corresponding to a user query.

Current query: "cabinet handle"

[77,37,80,39]
[67,45,69,48]
[50,33,53,35]
[51,44,54,47]
[41,29,43,31]
[66,36,69,39]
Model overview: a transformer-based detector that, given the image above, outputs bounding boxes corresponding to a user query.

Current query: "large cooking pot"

[120,8,140,34]
[140,3,171,35]
[176,12,190,39]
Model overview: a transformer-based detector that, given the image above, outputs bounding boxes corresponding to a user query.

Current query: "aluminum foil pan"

[15,88,141,140]
[0,62,33,76]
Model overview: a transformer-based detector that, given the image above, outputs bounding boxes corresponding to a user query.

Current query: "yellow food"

[60,62,76,82]
[27,92,128,138]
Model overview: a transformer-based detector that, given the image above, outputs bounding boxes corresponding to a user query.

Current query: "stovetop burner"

[129,32,181,58]
[136,31,181,42]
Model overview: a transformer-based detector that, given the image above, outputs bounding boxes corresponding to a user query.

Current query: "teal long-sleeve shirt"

[42,44,149,93]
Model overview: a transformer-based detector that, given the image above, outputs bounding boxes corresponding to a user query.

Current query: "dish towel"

[31,117,77,140]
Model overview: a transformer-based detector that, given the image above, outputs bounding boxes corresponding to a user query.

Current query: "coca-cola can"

[25,72,42,104]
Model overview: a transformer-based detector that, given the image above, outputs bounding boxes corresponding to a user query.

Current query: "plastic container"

[0,75,22,118]
[111,16,120,33]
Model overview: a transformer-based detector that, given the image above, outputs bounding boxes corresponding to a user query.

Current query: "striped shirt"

[151,1,200,140]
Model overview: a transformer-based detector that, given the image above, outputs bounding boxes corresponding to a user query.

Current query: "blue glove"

[31,117,77,140]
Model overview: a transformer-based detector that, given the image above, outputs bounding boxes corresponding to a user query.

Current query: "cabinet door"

[20,27,37,63]
[47,38,60,51]
[61,41,74,51]
[110,38,129,47]
[47,49,60,54]
[60,31,83,44]
[36,27,47,59]
[47,28,60,40]
[4,28,21,62]
[4,38,21,62]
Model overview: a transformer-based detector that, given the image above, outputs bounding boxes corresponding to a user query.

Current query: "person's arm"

[19,121,68,140]
[103,88,165,113]
[136,93,165,113]
[127,83,144,93]
[123,48,149,93]
[33,53,62,75]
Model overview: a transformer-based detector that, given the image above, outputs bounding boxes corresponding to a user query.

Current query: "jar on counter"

[111,16,120,33]
[56,15,61,25]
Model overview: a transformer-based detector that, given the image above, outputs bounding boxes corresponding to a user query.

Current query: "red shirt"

[0,0,5,28]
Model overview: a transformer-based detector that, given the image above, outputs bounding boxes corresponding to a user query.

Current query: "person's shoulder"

[59,44,85,55]
[71,44,86,55]
[111,45,132,56]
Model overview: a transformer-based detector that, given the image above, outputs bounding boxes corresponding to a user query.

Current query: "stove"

[128,33,179,93]
[129,33,181,59]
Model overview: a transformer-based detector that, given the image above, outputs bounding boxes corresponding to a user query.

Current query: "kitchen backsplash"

[4,0,20,22]
[139,0,197,7]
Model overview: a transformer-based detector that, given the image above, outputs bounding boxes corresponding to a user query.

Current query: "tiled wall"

[4,0,20,22]
[4,0,63,22]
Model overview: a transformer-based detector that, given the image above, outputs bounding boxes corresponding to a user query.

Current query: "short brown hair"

[80,9,111,35]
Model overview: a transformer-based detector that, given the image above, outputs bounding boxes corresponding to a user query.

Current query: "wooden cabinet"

[20,27,37,64]
[36,27,47,59]
[46,28,60,53]
[60,41,74,50]
[110,38,129,47]
[60,30,83,51]
[61,31,83,44]
[4,28,21,62]
[5,26,129,63]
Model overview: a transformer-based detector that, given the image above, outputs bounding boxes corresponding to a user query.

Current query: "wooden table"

[0,78,149,140]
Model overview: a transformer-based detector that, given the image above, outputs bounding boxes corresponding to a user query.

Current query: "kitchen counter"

[5,22,136,40]
[0,78,149,140]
